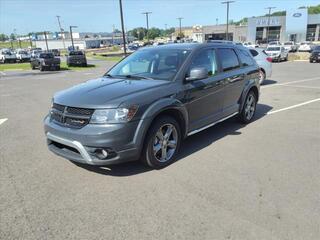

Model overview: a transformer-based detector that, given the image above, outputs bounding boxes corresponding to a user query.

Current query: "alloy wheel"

[244,94,256,120]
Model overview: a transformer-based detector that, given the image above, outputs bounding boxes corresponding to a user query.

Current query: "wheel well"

[150,108,187,137]
[260,68,265,74]
[249,86,259,101]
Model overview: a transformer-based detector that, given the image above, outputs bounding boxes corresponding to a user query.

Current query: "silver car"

[249,48,272,84]
[265,46,288,62]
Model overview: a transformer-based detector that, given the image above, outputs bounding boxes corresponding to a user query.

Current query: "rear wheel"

[239,91,257,124]
[259,69,266,84]
[141,116,181,169]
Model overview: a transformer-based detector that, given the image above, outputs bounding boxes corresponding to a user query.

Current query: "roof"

[141,42,244,51]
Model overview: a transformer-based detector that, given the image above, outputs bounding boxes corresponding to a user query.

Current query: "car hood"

[265,51,280,55]
[54,77,171,108]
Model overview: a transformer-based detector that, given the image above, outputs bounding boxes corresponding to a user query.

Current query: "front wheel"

[141,116,181,169]
[239,91,257,124]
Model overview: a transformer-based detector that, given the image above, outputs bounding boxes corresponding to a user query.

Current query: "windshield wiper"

[103,73,115,78]
[123,74,154,80]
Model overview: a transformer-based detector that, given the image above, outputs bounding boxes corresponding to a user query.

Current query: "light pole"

[221,1,235,41]
[69,26,77,50]
[265,7,276,43]
[142,12,152,40]
[177,17,183,39]
[29,34,33,48]
[56,15,66,49]
[43,31,49,51]
[119,0,127,56]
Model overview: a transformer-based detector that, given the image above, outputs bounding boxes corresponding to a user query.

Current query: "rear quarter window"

[249,49,258,57]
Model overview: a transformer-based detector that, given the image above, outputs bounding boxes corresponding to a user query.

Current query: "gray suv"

[44,43,260,169]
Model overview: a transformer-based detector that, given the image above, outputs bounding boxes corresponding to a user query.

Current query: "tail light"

[266,57,272,62]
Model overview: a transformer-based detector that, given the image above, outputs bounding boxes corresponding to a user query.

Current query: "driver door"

[184,48,224,132]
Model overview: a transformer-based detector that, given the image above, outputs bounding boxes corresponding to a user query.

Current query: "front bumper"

[44,116,144,165]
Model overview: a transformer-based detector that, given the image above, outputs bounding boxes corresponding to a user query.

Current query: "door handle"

[229,75,244,83]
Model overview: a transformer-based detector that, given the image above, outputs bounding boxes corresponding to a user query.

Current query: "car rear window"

[69,51,83,56]
[249,49,258,57]
[217,48,240,72]
[39,53,54,58]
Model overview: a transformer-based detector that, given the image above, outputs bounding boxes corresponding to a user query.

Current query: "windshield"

[19,51,28,54]
[39,53,54,59]
[107,48,191,81]
[269,42,278,45]
[284,42,293,45]
[2,51,12,55]
[69,51,83,56]
[267,47,280,51]
[313,46,320,51]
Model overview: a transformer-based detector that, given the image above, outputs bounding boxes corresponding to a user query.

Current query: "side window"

[238,49,255,67]
[249,49,258,57]
[189,49,218,76]
[218,48,240,72]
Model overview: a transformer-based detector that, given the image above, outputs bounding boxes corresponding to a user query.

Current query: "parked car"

[249,48,272,84]
[16,49,31,62]
[50,49,60,56]
[267,41,281,47]
[282,41,298,52]
[30,52,60,71]
[0,49,17,63]
[309,45,320,63]
[243,42,259,48]
[44,43,260,169]
[298,41,313,52]
[30,50,42,58]
[66,51,87,67]
[265,46,288,62]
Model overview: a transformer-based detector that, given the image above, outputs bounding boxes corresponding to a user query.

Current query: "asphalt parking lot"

[0,61,319,240]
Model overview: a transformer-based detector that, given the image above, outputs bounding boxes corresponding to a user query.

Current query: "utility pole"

[119,0,127,56]
[18,39,22,48]
[44,31,49,51]
[112,24,115,45]
[56,15,66,49]
[216,18,218,25]
[177,17,183,39]
[69,26,77,50]
[142,12,152,41]
[221,1,235,41]
[29,34,33,48]
[265,7,276,43]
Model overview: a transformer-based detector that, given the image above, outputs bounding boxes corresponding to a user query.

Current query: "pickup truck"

[0,49,17,63]
[66,51,87,67]
[30,52,60,71]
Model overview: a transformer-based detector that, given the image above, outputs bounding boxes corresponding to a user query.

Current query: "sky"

[0,0,319,35]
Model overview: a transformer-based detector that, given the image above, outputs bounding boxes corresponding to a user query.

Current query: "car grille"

[50,103,94,128]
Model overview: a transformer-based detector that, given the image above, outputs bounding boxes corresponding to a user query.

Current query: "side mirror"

[185,67,208,81]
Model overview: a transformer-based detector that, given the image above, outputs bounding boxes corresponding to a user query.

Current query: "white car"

[249,48,272,84]
[298,42,313,52]
[283,41,298,52]
[16,49,31,62]
[243,42,259,48]
[0,49,17,63]
[267,41,281,48]
[265,46,288,62]
[30,50,42,58]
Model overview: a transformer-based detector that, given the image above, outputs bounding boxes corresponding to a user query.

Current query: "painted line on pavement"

[262,77,320,89]
[267,98,320,115]
[0,118,8,126]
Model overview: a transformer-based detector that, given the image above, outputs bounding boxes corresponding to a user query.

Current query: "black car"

[30,52,60,71]
[66,51,87,67]
[44,43,260,169]
[309,45,320,63]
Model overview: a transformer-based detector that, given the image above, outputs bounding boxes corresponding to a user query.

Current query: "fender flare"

[239,80,259,112]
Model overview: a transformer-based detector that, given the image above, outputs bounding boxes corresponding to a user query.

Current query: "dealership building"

[175,8,320,43]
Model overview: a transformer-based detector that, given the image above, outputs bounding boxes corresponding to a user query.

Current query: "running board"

[187,112,239,136]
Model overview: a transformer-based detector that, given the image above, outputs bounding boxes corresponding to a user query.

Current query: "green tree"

[308,4,320,14]
[0,33,9,41]
[10,33,16,40]
[128,27,147,40]
[147,27,161,40]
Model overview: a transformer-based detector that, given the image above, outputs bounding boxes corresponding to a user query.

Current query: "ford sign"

[293,13,302,17]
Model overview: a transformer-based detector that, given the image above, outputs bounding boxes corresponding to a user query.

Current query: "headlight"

[90,106,138,124]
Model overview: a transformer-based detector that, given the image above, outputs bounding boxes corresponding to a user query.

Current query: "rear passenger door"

[217,48,246,116]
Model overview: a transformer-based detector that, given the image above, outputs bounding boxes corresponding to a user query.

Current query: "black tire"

[141,116,181,169]
[259,69,266,84]
[239,91,257,124]
[40,65,44,71]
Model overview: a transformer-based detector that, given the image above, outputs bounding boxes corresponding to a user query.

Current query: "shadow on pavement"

[262,79,277,85]
[73,103,273,177]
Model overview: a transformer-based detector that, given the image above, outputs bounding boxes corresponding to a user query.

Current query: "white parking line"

[262,77,320,89]
[0,118,8,125]
[267,98,320,115]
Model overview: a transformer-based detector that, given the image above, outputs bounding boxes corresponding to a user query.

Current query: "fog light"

[95,149,109,159]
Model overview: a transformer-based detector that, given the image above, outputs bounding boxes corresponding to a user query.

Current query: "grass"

[0,62,96,71]
[0,41,34,49]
